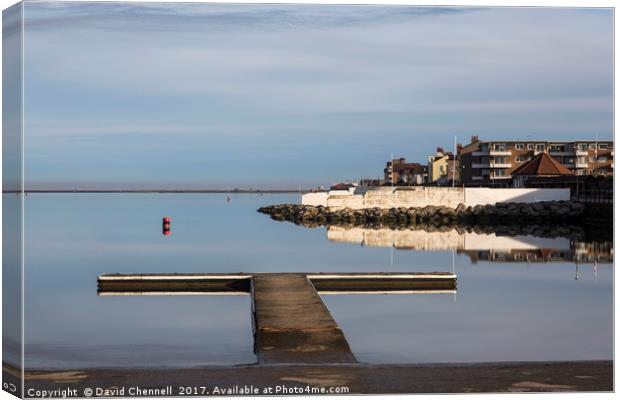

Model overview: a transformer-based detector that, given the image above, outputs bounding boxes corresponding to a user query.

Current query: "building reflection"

[326,226,613,264]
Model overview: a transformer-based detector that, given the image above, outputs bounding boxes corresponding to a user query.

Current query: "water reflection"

[22,194,613,368]
[327,226,613,264]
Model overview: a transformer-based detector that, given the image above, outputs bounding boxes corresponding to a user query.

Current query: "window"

[515,144,524,150]
[495,169,506,177]
[494,144,506,151]
[535,144,545,152]
[578,144,588,151]
[550,145,564,152]
[599,143,609,150]
[527,144,534,150]
[516,155,526,162]
[493,156,506,164]
[589,143,596,150]
[598,156,608,162]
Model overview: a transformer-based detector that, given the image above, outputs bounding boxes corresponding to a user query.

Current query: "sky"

[16,2,614,189]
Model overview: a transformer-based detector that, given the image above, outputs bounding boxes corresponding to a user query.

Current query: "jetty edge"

[96,272,457,295]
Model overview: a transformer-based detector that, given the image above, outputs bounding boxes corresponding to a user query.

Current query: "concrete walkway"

[252,274,357,364]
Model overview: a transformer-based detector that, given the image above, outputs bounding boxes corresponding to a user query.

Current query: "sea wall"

[302,187,570,210]
[464,188,570,207]
[302,192,330,206]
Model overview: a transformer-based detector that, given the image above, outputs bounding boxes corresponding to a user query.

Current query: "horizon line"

[2,189,310,194]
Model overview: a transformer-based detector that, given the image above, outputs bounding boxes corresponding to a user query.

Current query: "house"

[511,153,612,202]
[329,182,359,195]
[427,149,459,184]
[384,158,428,185]
[511,152,573,188]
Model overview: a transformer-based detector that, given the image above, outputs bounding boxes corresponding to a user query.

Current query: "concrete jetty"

[97,272,456,365]
[252,274,356,364]
[18,272,610,395]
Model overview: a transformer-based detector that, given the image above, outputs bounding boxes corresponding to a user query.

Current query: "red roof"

[393,162,427,173]
[330,183,353,190]
[512,153,573,176]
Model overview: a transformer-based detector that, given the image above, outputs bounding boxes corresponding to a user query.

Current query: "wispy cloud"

[21,3,613,187]
[25,2,477,32]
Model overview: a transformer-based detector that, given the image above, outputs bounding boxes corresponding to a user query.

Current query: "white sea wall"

[301,192,329,206]
[363,187,464,209]
[463,188,570,207]
[303,187,570,210]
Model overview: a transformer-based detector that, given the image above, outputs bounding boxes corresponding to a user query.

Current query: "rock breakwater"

[258,201,586,228]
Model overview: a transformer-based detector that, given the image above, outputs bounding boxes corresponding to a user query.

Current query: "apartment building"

[384,158,427,185]
[460,137,614,185]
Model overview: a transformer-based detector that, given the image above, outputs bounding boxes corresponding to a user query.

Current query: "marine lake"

[13,194,613,369]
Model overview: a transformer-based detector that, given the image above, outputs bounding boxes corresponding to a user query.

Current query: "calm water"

[17,194,613,369]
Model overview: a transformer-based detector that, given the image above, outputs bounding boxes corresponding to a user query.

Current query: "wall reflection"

[327,226,613,264]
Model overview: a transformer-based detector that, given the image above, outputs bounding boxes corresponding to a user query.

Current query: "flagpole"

[390,152,394,186]
[452,135,457,187]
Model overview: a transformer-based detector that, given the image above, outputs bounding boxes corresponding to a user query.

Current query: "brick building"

[459,137,614,186]
[384,158,428,185]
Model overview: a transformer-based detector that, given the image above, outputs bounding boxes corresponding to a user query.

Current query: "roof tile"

[512,153,573,176]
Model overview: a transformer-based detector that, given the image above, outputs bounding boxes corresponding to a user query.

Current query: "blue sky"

[20,2,613,189]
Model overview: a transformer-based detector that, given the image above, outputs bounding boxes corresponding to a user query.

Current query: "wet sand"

[4,360,612,397]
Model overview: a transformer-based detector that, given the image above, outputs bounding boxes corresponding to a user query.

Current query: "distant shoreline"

[3,189,309,194]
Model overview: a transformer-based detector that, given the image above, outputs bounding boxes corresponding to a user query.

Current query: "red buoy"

[162,217,171,235]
